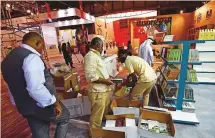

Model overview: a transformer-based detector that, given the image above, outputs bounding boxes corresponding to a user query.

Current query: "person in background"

[58,40,62,54]
[84,37,113,135]
[118,49,157,107]
[61,42,75,68]
[127,40,132,56]
[86,41,91,53]
[138,38,154,66]
[80,43,87,57]
[1,32,70,138]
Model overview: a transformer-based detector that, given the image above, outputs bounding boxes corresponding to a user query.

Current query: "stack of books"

[163,65,180,80]
[189,49,199,62]
[162,82,178,97]
[167,49,181,62]
[184,85,194,100]
[187,69,198,82]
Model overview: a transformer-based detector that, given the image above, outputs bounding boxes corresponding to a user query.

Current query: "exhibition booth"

[1,1,215,138]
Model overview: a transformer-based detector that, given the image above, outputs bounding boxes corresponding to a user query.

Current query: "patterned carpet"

[1,48,215,138]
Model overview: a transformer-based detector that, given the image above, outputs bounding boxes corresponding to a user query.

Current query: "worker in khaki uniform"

[84,37,113,132]
[118,49,157,106]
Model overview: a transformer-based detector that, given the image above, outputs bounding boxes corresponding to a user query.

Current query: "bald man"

[1,32,70,138]
[84,37,113,134]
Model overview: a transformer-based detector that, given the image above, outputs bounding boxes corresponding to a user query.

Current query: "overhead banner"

[135,17,172,35]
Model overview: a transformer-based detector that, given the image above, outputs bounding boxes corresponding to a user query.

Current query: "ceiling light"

[6,3,10,8]
[27,10,31,13]
[65,20,69,25]
[58,21,62,25]
[121,13,126,17]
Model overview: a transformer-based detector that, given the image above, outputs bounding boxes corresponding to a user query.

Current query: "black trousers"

[63,54,73,66]
[25,102,70,138]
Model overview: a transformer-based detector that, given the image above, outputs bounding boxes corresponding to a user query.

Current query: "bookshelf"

[187,24,215,40]
[158,40,215,124]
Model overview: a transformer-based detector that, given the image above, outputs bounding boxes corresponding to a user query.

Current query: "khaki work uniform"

[84,49,110,129]
[125,56,157,106]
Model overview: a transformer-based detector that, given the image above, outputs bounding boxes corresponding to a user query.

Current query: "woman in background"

[61,43,75,68]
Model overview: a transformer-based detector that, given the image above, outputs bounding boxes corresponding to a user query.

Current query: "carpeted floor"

[1,48,215,138]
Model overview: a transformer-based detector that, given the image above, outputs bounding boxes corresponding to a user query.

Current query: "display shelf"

[197,82,215,85]
[152,61,163,64]
[164,96,195,102]
[159,40,209,112]
[161,56,202,65]
[194,42,215,85]
[158,68,179,84]
[165,40,206,44]
[170,110,199,124]
[196,71,215,73]
[198,51,215,53]
[200,61,215,63]
[186,81,198,85]
[159,40,215,120]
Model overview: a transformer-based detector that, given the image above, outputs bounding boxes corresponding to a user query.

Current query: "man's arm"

[84,54,113,85]
[23,54,56,108]
[126,58,137,83]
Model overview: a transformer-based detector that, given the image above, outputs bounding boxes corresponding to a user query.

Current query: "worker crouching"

[118,49,157,107]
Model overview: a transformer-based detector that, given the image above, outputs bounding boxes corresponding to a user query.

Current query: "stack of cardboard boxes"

[93,93,176,138]
[53,68,81,99]
[92,107,175,138]
[51,66,91,118]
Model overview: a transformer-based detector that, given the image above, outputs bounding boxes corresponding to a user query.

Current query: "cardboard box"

[113,107,140,120]
[105,114,136,127]
[71,72,81,91]
[61,96,91,118]
[126,127,174,138]
[138,108,175,137]
[53,69,81,93]
[103,126,174,138]
[57,91,78,100]
[110,96,140,110]
[53,72,73,93]
[91,128,125,138]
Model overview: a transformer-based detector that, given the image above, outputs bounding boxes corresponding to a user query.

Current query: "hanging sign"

[135,17,172,35]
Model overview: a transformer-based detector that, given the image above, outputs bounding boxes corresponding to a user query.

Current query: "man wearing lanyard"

[1,32,70,138]
[118,49,157,106]
[84,37,113,134]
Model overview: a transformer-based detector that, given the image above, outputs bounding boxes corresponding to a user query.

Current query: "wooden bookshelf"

[187,24,215,40]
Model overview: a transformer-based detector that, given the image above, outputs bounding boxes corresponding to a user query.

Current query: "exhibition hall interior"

[1,1,215,138]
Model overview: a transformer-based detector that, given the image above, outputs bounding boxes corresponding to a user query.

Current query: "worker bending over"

[118,49,157,106]
[84,37,113,134]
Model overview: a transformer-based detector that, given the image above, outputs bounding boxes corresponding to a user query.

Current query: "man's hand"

[54,101,62,119]
[104,78,114,85]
